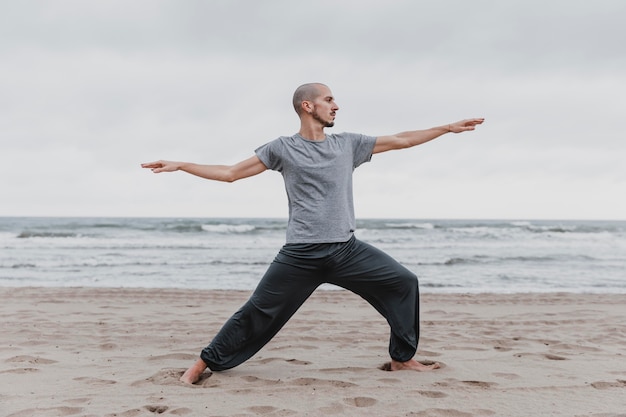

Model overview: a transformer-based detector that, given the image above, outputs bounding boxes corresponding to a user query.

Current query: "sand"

[1,287,625,417]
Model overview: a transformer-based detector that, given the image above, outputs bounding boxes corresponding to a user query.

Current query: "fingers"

[141,161,166,173]
[448,118,484,134]
[141,161,161,168]
[458,118,484,130]
[467,118,485,126]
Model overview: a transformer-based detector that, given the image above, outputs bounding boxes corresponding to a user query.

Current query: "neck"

[298,123,326,141]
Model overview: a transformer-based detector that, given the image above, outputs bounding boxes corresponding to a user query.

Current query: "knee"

[400,268,418,283]
[397,269,418,292]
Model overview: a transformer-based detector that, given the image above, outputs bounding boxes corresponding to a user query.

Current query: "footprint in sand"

[73,376,117,385]
[6,406,83,417]
[241,375,283,386]
[246,405,278,414]
[344,397,377,407]
[417,390,448,398]
[108,404,191,415]
[144,405,168,414]
[493,345,513,352]
[461,380,496,389]
[492,372,521,380]
[0,367,39,374]
[544,353,567,360]
[18,340,47,347]
[63,398,91,405]
[99,343,118,350]
[590,379,626,389]
[6,355,58,365]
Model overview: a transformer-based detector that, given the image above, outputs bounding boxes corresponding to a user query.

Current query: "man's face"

[310,86,339,128]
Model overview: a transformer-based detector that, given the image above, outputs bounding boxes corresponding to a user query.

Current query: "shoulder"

[256,135,294,151]
[329,132,375,141]
[328,132,377,147]
[254,135,300,164]
[328,132,359,140]
[272,134,301,148]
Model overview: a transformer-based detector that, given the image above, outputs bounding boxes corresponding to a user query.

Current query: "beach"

[2,287,625,416]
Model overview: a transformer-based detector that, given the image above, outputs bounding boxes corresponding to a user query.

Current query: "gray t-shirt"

[255,132,377,243]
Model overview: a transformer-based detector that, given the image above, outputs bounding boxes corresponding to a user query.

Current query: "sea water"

[1,217,624,293]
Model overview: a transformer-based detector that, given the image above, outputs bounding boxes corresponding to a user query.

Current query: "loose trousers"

[200,235,420,371]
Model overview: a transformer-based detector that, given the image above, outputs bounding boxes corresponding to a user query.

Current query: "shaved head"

[292,83,327,116]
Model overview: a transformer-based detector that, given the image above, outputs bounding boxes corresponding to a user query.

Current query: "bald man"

[142,83,483,384]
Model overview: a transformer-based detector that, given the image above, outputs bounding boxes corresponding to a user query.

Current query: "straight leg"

[200,251,323,371]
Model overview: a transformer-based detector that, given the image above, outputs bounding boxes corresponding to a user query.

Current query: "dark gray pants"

[200,235,420,371]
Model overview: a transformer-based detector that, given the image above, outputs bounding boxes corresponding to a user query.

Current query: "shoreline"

[2,287,625,416]
[3,285,625,294]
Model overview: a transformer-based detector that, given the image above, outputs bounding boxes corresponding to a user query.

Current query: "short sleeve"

[255,138,283,171]
[351,133,377,168]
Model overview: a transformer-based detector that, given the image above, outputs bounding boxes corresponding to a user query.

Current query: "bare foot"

[180,358,208,384]
[390,358,440,371]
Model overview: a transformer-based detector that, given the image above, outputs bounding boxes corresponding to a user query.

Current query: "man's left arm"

[373,118,484,154]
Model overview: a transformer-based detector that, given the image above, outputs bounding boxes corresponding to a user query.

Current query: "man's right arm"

[141,155,268,183]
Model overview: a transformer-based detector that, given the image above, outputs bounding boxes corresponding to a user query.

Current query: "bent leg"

[327,239,421,362]
[200,254,321,371]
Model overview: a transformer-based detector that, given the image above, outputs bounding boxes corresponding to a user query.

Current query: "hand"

[140,160,181,173]
[449,118,485,133]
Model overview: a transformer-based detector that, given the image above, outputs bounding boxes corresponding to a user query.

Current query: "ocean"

[0,217,624,293]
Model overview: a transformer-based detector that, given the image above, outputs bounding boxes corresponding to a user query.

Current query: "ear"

[302,100,313,114]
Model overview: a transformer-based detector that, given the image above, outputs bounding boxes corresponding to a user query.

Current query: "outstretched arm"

[141,155,267,183]
[373,118,484,154]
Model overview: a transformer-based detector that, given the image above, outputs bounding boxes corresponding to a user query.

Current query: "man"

[142,83,484,384]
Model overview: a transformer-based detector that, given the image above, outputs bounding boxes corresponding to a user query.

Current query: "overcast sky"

[1,0,624,220]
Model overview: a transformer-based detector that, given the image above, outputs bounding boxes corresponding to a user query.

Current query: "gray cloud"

[1,0,624,219]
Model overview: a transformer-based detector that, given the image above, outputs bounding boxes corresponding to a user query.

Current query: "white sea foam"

[0,217,624,292]
[201,224,256,233]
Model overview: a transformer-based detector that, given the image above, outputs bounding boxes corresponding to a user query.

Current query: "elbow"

[390,137,412,151]
[398,139,412,149]
[221,167,239,183]
[390,134,412,150]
